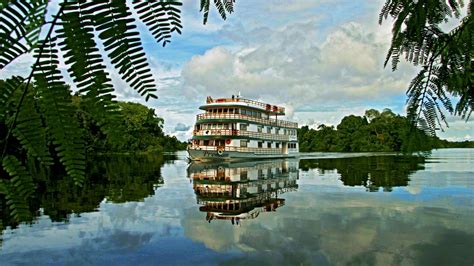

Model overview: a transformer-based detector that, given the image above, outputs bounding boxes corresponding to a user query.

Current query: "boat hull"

[187,148,298,161]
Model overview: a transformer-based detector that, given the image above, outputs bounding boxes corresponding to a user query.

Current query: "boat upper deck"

[200,96,286,115]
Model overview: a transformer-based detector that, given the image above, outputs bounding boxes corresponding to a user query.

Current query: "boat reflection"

[188,159,299,224]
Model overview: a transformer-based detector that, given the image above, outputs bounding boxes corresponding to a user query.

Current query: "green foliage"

[0,0,48,68]
[1,0,232,226]
[379,0,473,132]
[33,37,86,186]
[1,155,35,222]
[298,108,446,152]
[73,98,187,152]
[200,0,235,25]
[132,0,183,47]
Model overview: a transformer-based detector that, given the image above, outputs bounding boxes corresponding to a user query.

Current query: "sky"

[1,0,472,141]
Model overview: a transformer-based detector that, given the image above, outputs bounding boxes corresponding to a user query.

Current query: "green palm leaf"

[132,0,183,47]
[0,0,48,69]
[57,2,123,144]
[86,0,157,101]
[2,155,35,221]
[33,37,86,186]
[200,0,234,25]
[11,87,52,165]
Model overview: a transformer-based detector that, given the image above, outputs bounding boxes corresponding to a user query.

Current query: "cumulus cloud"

[181,20,417,113]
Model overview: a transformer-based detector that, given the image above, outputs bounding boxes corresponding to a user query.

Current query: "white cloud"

[181,20,416,114]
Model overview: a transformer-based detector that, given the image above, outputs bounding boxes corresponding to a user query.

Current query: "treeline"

[74,97,187,153]
[0,79,187,155]
[298,108,473,152]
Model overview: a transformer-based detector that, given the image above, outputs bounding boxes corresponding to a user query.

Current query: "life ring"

[217,150,224,156]
[225,139,231,145]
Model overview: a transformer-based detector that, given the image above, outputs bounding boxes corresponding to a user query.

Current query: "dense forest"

[298,108,474,152]
[0,79,187,156]
[74,97,187,153]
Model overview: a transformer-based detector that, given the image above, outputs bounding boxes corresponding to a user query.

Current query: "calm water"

[1,149,473,265]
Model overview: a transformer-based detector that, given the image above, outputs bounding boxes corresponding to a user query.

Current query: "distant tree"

[365,109,381,122]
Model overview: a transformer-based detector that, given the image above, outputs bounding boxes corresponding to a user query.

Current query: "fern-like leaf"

[88,0,157,101]
[57,1,124,144]
[2,155,35,221]
[11,87,52,165]
[33,37,86,186]
[200,0,234,24]
[0,76,23,120]
[132,0,183,47]
[0,0,48,69]
[223,0,235,13]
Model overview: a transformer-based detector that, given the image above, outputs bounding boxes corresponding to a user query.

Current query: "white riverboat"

[187,95,299,161]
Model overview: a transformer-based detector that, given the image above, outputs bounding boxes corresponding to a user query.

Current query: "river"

[1,149,473,265]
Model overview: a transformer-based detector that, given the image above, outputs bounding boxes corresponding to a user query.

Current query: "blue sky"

[1,0,472,141]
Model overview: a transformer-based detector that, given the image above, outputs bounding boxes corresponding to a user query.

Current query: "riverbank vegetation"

[298,108,474,152]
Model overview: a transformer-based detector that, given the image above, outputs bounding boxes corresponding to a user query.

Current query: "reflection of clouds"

[183,188,474,265]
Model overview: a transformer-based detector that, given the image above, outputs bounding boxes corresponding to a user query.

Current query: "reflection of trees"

[300,156,425,191]
[188,160,299,223]
[1,154,169,228]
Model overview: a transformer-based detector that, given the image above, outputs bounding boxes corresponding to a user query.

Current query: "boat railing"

[196,113,298,128]
[189,145,284,155]
[193,129,290,142]
[207,97,285,114]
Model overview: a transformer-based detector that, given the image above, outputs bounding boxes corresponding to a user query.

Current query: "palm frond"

[88,0,157,101]
[2,155,35,221]
[132,0,183,47]
[0,76,23,120]
[11,87,52,165]
[57,1,124,144]
[33,37,86,186]
[200,0,234,24]
[0,0,48,69]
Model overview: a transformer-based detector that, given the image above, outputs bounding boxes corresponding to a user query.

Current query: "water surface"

[1,149,473,265]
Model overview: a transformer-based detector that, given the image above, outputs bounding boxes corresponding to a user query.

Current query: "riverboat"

[187,95,299,161]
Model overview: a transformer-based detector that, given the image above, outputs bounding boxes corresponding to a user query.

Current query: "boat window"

[224,124,229,129]
[257,125,262,133]
[223,108,228,113]
[217,124,222,129]
[275,128,279,135]
[267,127,271,133]
[240,139,248,147]
[257,112,262,118]
[240,124,247,131]
[258,142,263,148]
[235,108,240,114]
[276,143,280,148]
[240,170,248,180]
[267,142,271,148]
[229,108,234,114]
[211,124,216,129]
[204,140,209,146]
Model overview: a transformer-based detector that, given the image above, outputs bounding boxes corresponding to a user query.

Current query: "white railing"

[206,97,285,114]
[196,113,298,128]
[193,129,290,142]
